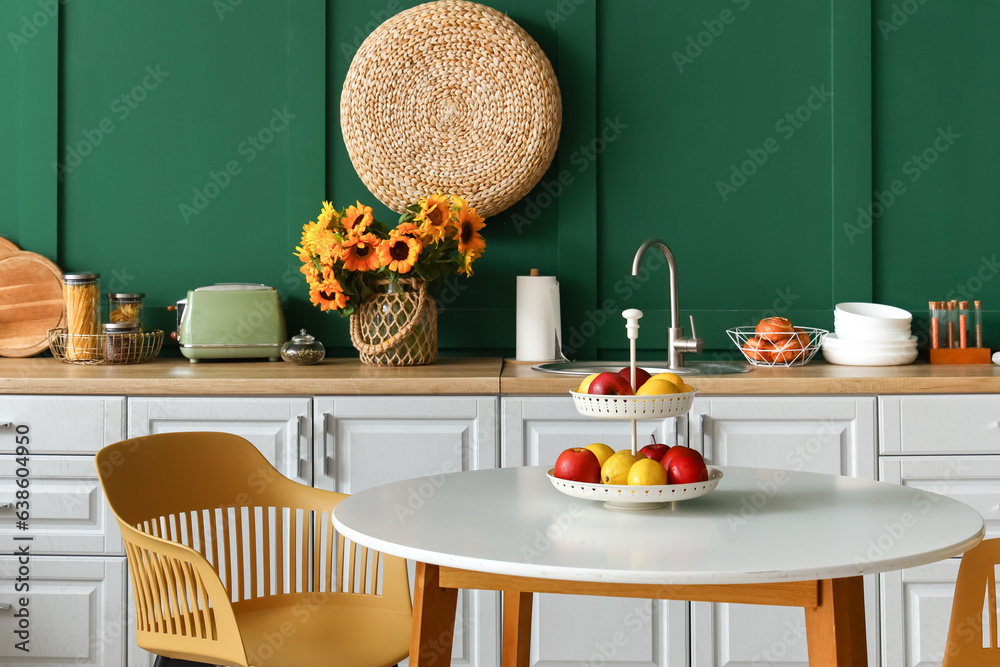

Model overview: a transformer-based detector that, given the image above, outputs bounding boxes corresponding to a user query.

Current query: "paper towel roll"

[516,273,563,362]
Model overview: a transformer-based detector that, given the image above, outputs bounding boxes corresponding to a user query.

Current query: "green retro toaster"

[174,283,286,363]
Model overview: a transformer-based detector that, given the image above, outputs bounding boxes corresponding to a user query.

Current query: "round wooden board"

[0,236,19,256]
[0,251,65,357]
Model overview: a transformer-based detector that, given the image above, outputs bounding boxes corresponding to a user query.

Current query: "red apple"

[664,449,709,485]
[553,448,602,483]
[659,445,692,471]
[587,372,633,395]
[639,443,670,462]
[618,366,651,392]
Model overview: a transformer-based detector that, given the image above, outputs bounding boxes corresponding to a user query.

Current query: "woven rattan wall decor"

[340,0,562,218]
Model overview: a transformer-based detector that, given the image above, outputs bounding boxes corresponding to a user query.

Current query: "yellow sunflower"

[413,193,452,242]
[317,201,338,229]
[309,276,347,312]
[340,233,382,272]
[341,201,373,236]
[452,199,486,256]
[296,247,319,280]
[378,233,422,274]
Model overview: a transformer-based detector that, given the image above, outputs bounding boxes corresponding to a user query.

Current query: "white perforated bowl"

[546,467,723,510]
[570,389,696,419]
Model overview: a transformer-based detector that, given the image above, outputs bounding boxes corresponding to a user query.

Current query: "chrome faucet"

[631,239,703,369]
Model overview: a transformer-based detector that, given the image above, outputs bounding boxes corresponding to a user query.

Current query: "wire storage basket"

[726,326,828,367]
[48,328,163,365]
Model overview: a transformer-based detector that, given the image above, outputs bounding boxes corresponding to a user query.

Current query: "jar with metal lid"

[103,321,140,363]
[108,292,145,328]
[63,273,100,360]
[280,329,325,365]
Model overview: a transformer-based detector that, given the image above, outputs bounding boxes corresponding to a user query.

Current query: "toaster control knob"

[170,331,178,341]
[167,305,176,311]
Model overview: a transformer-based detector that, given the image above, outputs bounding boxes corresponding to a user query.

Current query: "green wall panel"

[873,0,1000,350]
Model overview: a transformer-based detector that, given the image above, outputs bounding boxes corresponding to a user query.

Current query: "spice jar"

[108,293,145,328]
[103,321,140,363]
[280,329,325,365]
[63,273,100,360]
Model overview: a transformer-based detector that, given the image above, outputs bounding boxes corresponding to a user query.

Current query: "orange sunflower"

[378,232,422,274]
[296,247,319,281]
[341,201,373,236]
[413,193,452,242]
[308,276,347,312]
[452,199,486,256]
[317,201,338,229]
[340,233,382,272]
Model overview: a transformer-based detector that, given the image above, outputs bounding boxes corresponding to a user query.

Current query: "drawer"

[880,455,1000,540]
[0,456,121,555]
[0,396,125,455]
[880,395,1000,454]
[0,555,125,667]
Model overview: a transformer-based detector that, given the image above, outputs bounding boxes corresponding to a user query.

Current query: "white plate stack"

[822,303,918,366]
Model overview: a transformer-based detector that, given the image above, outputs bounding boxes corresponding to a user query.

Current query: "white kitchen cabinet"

[880,395,1000,454]
[689,396,879,667]
[0,398,127,667]
[0,553,126,666]
[501,396,687,667]
[317,395,499,667]
[127,396,312,485]
[879,455,1000,667]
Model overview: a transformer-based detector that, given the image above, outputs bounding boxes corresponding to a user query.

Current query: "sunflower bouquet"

[295,194,486,317]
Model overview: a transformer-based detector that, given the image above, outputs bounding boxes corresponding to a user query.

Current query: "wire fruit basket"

[48,328,163,365]
[726,326,828,367]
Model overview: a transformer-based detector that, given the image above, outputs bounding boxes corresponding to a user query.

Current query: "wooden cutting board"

[0,251,65,357]
[0,236,18,256]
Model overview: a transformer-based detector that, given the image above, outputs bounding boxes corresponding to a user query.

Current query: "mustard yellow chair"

[943,538,1000,666]
[95,432,412,667]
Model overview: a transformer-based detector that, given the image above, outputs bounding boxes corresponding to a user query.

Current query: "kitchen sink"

[531,360,753,375]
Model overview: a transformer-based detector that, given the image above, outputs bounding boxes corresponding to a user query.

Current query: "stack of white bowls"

[822,303,918,366]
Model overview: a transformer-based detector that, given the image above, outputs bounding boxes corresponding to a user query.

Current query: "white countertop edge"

[332,512,985,587]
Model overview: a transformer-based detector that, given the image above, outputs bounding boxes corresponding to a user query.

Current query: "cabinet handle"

[0,502,11,509]
[0,422,10,428]
[296,415,307,481]
[323,413,333,478]
[0,603,10,611]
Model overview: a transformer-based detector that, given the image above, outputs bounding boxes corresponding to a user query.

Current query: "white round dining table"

[333,465,984,667]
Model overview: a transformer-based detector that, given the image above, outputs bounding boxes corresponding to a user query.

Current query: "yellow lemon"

[627,458,668,485]
[650,372,684,387]
[601,450,645,485]
[585,442,615,468]
[677,383,696,393]
[635,379,680,395]
[577,373,601,393]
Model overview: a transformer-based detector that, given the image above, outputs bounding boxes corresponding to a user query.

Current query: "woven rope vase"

[340,0,562,218]
[349,279,438,366]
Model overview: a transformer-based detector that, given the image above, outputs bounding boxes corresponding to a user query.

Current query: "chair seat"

[233,595,412,667]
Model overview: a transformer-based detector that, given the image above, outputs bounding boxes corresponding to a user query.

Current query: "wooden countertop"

[0,357,502,395]
[1,357,999,395]
[500,360,1000,395]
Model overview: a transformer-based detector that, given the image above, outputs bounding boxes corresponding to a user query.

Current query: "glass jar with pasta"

[63,273,100,360]
[108,292,144,329]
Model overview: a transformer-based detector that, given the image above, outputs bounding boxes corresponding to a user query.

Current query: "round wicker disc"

[341,0,562,218]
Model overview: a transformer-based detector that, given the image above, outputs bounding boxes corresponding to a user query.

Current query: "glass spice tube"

[959,301,969,348]
[63,273,100,360]
[946,301,956,348]
[929,301,939,349]
[975,300,983,348]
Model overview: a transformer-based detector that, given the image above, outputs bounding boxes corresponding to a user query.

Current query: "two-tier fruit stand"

[547,309,722,509]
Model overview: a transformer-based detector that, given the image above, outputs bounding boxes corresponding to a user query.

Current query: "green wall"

[2,0,998,360]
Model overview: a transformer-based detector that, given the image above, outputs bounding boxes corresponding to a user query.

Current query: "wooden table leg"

[502,590,533,667]
[804,577,868,666]
[411,562,459,667]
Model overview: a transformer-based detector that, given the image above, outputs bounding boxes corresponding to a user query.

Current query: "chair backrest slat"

[944,538,1000,665]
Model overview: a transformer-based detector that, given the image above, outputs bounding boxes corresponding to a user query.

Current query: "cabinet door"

[0,556,125,667]
[880,395,1000,454]
[0,396,125,455]
[689,396,878,667]
[316,395,499,667]
[879,455,1000,667]
[128,397,311,484]
[501,397,687,667]
[0,456,121,555]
